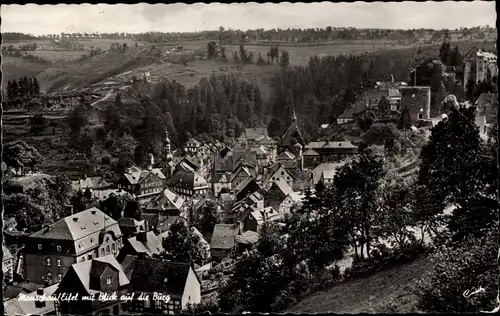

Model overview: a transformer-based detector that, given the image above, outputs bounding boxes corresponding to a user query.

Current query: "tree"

[33,77,40,95]
[162,221,206,265]
[3,140,43,175]
[193,200,220,235]
[410,183,446,244]
[123,199,141,220]
[398,106,412,130]
[207,41,217,59]
[29,113,48,133]
[279,49,290,67]
[68,105,89,135]
[415,227,498,313]
[100,193,130,220]
[256,53,266,65]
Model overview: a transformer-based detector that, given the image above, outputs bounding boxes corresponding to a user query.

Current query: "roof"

[303,148,320,156]
[128,258,197,298]
[388,87,402,98]
[214,151,258,172]
[322,141,357,149]
[249,207,280,225]
[71,176,110,191]
[127,232,163,257]
[4,283,59,315]
[230,166,253,183]
[305,141,327,149]
[312,163,345,185]
[145,188,185,211]
[274,178,294,197]
[30,207,119,241]
[322,169,336,180]
[123,167,166,185]
[3,285,30,300]
[210,224,241,250]
[92,189,132,202]
[244,128,268,140]
[3,245,14,261]
[236,230,259,245]
[166,169,208,190]
[186,138,201,147]
[234,178,261,199]
[278,151,296,160]
[221,193,236,202]
[70,255,129,294]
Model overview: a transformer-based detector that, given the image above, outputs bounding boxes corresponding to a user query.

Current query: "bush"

[415,228,498,313]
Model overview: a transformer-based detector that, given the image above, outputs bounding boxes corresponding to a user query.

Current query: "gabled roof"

[127,232,163,257]
[234,178,261,199]
[4,283,59,315]
[71,176,110,191]
[70,255,129,294]
[249,206,280,225]
[166,169,208,190]
[278,151,296,161]
[123,167,166,185]
[322,169,336,180]
[305,141,327,149]
[273,178,294,197]
[145,188,185,211]
[210,224,241,250]
[322,141,357,149]
[388,87,402,98]
[92,189,132,202]
[312,163,345,185]
[185,138,201,147]
[30,207,119,241]
[244,128,268,140]
[128,258,198,299]
[230,166,253,183]
[303,148,320,156]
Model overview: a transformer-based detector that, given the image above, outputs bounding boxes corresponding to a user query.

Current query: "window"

[46,272,52,284]
[38,244,43,250]
[57,273,62,282]
[281,171,284,175]
[56,259,62,267]
[56,245,62,252]
[154,299,162,309]
[46,258,51,266]
[87,254,93,260]
[106,277,112,285]
[144,298,151,308]
[81,257,85,262]
[418,113,423,119]
[112,244,116,253]
[101,249,105,256]
[91,238,95,243]
[106,246,110,255]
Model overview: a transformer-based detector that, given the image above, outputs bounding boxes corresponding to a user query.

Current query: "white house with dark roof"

[213,172,231,197]
[24,208,123,285]
[266,163,294,188]
[145,188,186,217]
[117,165,166,203]
[55,255,130,315]
[242,206,281,233]
[185,138,201,154]
[166,169,209,199]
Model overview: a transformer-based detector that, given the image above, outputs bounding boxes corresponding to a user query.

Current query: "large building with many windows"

[23,208,123,285]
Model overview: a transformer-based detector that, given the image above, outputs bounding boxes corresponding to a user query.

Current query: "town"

[2,3,499,315]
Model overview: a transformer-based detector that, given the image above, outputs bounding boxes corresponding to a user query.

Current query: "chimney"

[136,231,147,243]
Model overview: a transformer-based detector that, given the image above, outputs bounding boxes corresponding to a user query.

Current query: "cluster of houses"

[3,109,365,315]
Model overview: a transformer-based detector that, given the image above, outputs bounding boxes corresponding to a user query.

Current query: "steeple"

[164,130,173,163]
[291,108,297,124]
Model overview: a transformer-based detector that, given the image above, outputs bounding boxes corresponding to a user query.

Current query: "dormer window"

[46,258,51,266]
[57,273,62,282]
[106,277,112,285]
[56,245,62,252]
[38,244,43,250]
[56,259,62,266]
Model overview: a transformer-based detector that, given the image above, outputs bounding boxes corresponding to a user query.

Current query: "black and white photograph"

[1,1,498,314]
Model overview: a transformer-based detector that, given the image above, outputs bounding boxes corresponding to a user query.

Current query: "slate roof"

[278,151,296,160]
[166,169,208,190]
[274,178,294,197]
[214,151,258,173]
[230,166,253,183]
[145,188,185,211]
[30,207,120,241]
[127,232,164,257]
[210,224,241,250]
[186,138,201,147]
[322,141,357,149]
[118,218,146,236]
[4,283,59,315]
[128,258,197,299]
[303,148,320,156]
[123,166,166,185]
[244,128,268,140]
[388,87,402,98]
[236,230,259,245]
[249,207,280,225]
[70,255,129,294]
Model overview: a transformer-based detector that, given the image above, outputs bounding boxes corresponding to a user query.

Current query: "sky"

[1,2,496,35]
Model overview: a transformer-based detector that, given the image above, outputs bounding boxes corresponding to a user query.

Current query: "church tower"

[281,108,305,152]
[163,130,174,178]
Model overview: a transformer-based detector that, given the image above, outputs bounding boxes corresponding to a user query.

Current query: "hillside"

[2,56,51,87]
[286,254,432,313]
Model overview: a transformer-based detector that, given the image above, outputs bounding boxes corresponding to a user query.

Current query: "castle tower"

[164,130,173,162]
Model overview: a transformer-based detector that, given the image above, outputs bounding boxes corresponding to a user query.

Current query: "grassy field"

[286,254,431,313]
[28,50,85,62]
[2,56,51,87]
[5,38,141,51]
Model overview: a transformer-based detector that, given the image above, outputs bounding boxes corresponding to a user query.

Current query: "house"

[185,138,201,154]
[234,178,262,202]
[312,163,345,185]
[3,281,43,301]
[210,224,241,260]
[213,150,258,177]
[71,176,111,192]
[141,213,188,235]
[305,140,358,163]
[175,155,200,172]
[227,192,264,224]
[263,179,300,215]
[54,255,130,315]
[250,145,271,168]
[212,172,232,197]
[92,189,132,202]
[116,231,164,262]
[266,163,294,188]
[118,218,147,238]
[302,148,320,169]
[24,208,123,285]
[144,188,186,217]
[320,169,336,185]
[253,135,278,157]
[3,245,15,284]
[242,207,281,233]
[475,92,498,123]
[463,47,498,89]
[230,164,255,189]
[127,258,201,314]
[400,86,432,119]
[4,283,59,315]
[166,169,209,198]
[277,150,297,169]
[239,127,269,148]
[220,193,237,213]
[235,230,260,252]
[117,165,166,203]
[281,110,305,151]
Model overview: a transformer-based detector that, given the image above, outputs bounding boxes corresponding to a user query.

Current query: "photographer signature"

[463,286,485,299]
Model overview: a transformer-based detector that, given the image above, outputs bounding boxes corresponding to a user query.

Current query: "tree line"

[7,77,41,100]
